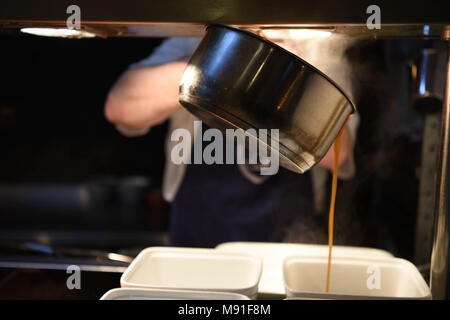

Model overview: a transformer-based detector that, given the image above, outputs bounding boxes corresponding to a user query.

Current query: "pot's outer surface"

[179,24,356,174]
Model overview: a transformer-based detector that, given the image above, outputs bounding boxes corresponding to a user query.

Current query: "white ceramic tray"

[283,255,431,299]
[215,241,394,297]
[101,288,250,300]
[120,247,262,299]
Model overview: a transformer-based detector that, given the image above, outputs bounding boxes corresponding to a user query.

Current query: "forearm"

[104,60,188,135]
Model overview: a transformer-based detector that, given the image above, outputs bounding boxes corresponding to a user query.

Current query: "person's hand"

[114,124,151,137]
[318,125,353,171]
[104,60,188,136]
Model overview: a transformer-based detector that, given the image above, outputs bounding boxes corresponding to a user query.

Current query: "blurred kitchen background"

[0,32,447,298]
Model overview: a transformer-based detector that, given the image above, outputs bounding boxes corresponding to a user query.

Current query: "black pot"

[179,24,356,173]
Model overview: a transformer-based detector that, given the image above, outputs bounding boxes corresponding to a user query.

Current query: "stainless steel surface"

[179,24,355,174]
[430,40,450,300]
[413,48,444,266]
[1,22,450,39]
[0,0,449,38]
[0,229,169,248]
[0,242,135,264]
[0,260,127,273]
[415,113,440,265]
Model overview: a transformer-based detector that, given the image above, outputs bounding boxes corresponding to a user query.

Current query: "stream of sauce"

[326,115,351,293]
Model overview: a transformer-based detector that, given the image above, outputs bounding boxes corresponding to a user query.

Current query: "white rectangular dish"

[120,247,262,299]
[101,288,250,300]
[283,255,431,299]
[215,242,394,297]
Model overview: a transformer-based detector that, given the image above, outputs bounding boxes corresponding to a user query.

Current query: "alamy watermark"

[170,121,280,175]
[366,264,381,290]
[366,5,381,30]
[66,265,81,290]
[63,5,381,34]
[66,5,81,30]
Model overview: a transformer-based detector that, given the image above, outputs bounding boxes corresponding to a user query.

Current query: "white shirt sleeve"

[129,37,202,69]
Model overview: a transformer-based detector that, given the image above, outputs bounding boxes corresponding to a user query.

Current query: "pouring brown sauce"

[326,115,351,293]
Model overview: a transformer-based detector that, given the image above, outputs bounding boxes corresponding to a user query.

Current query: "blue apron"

[132,37,316,247]
[169,127,314,247]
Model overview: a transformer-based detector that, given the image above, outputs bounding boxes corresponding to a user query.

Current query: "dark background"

[0,35,171,253]
[0,34,166,183]
[0,33,444,264]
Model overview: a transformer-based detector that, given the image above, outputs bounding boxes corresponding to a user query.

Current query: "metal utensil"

[179,24,356,173]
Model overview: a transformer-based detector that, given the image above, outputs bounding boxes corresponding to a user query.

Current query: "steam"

[291,35,356,102]
[265,30,357,101]
[263,30,359,243]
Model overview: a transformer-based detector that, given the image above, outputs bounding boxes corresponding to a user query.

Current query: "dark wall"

[0,34,167,184]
